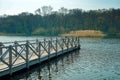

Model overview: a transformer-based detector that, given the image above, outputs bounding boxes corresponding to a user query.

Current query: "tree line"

[0,6,120,36]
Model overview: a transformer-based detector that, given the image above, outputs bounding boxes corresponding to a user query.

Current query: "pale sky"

[0,0,120,15]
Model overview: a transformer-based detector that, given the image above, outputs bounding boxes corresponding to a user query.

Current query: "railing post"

[9,45,12,75]
[0,42,3,55]
[14,41,18,57]
[48,40,51,60]
[36,39,39,52]
[26,40,29,68]
[61,38,64,53]
[71,37,74,47]
[38,42,41,63]
[64,37,66,49]
[44,38,46,48]
[56,37,58,56]
[68,37,70,49]
[75,37,77,47]
[62,38,64,49]
[50,37,52,41]
[72,37,75,47]
[50,37,52,51]
[78,37,80,48]
[76,37,78,47]
[66,37,69,51]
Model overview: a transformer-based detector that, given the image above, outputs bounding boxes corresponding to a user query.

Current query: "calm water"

[0,36,120,80]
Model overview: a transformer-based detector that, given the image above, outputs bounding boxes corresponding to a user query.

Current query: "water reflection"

[9,50,80,80]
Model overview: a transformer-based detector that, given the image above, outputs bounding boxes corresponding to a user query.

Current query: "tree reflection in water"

[9,50,80,80]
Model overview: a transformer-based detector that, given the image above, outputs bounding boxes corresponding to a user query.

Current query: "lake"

[0,36,120,80]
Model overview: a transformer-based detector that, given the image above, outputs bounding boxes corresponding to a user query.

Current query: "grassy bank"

[0,32,28,36]
[62,30,106,38]
[1,30,119,38]
[0,32,9,36]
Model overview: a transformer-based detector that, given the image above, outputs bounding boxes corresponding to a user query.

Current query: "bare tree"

[59,7,69,15]
[35,8,41,15]
[41,6,53,16]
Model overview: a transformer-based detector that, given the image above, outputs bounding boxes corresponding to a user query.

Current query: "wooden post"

[75,37,77,47]
[72,37,75,47]
[50,37,52,51]
[44,38,46,48]
[48,41,51,60]
[71,37,74,47]
[26,41,29,69]
[9,45,12,75]
[76,37,78,47]
[67,37,70,49]
[66,37,69,51]
[61,38,64,53]
[38,42,41,62]
[36,39,39,52]
[78,37,80,48]
[14,41,18,57]
[0,42,3,55]
[62,38,64,49]
[56,37,58,56]
[65,37,67,49]
[50,37,52,41]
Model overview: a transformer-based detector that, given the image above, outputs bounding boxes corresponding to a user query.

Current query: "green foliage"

[0,8,120,37]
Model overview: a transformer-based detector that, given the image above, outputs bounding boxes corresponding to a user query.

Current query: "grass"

[62,30,106,38]
[0,32,8,36]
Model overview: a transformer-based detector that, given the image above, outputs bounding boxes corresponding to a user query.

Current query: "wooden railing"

[0,37,80,75]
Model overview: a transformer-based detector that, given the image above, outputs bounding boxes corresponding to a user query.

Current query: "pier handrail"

[0,37,80,74]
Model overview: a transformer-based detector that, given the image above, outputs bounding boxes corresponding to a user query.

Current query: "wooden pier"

[0,37,80,77]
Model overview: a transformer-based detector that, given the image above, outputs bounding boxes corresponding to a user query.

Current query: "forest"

[0,6,120,37]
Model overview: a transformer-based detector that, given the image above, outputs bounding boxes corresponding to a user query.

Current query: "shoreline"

[0,30,120,38]
[61,30,120,38]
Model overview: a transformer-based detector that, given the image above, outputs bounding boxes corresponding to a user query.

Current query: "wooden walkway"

[0,37,80,77]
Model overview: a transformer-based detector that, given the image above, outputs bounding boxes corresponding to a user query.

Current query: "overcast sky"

[0,0,120,15]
